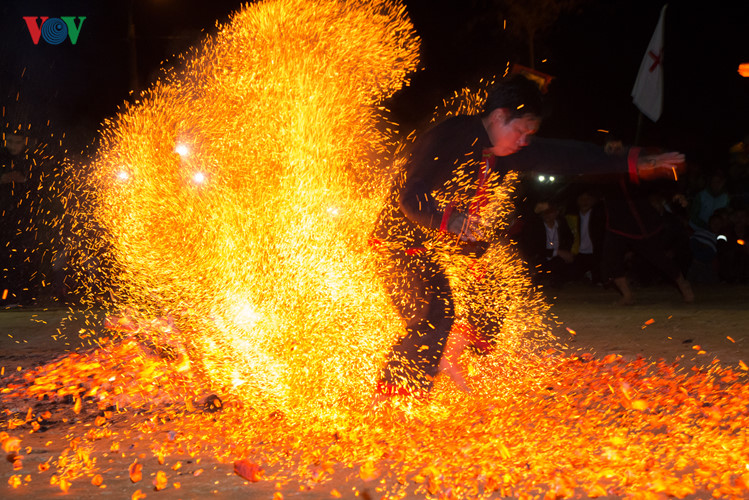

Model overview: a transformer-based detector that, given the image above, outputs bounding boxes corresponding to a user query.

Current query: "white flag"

[632,5,667,122]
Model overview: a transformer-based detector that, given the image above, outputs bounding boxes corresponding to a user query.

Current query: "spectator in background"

[567,188,606,285]
[0,128,38,305]
[728,133,749,208]
[648,185,692,279]
[0,132,30,182]
[689,169,730,231]
[687,212,723,284]
[519,200,574,288]
[598,141,694,305]
[712,206,749,284]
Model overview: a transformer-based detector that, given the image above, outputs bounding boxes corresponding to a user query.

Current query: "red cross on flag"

[632,5,667,122]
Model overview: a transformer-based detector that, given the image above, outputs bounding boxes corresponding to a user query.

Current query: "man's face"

[577,192,595,212]
[486,110,541,157]
[5,135,26,156]
[542,208,558,225]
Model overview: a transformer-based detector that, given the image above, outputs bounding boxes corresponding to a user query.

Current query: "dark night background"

[1,0,747,167]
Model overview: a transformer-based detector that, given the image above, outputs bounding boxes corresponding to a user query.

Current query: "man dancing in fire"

[370,74,684,397]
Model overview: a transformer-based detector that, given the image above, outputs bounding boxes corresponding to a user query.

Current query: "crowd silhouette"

[512,133,749,303]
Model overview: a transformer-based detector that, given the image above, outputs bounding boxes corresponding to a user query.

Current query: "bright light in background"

[116,170,130,181]
[175,143,191,157]
[192,171,206,184]
[326,206,340,216]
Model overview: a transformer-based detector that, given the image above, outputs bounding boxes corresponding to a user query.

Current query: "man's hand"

[672,193,688,208]
[447,212,485,242]
[533,201,550,214]
[637,152,685,181]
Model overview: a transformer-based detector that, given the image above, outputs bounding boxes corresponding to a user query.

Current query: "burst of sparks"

[77,0,428,418]
[69,0,546,423]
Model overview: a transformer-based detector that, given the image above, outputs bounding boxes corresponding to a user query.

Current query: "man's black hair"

[480,74,546,120]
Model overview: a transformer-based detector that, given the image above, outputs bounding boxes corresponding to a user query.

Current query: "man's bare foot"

[675,275,695,303]
[438,356,471,392]
[439,327,472,392]
[613,277,634,306]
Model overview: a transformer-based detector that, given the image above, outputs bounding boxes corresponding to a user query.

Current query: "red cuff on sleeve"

[440,204,455,232]
[628,147,641,184]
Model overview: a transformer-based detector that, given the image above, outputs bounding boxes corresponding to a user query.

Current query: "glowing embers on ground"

[3,336,749,498]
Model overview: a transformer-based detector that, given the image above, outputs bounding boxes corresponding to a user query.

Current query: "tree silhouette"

[474,0,589,69]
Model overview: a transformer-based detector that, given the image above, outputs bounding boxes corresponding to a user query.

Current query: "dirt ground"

[1,282,748,499]
[546,282,749,369]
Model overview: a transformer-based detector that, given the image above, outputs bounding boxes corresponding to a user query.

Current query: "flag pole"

[634,111,643,146]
